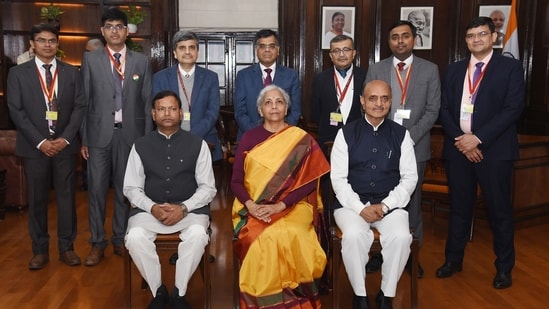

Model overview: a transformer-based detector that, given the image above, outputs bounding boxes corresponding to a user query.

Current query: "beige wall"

[179,0,278,31]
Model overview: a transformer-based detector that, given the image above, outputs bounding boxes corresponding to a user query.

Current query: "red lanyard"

[107,48,125,80]
[467,63,487,100]
[177,69,192,110]
[334,70,354,106]
[395,64,412,106]
[36,65,58,104]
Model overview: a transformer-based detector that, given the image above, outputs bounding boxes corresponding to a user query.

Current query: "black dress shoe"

[436,261,462,278]
[375,290,393,309]
[366,252,383,273]
[171,287,191,309]
[29,254,49,270]
[352,295,369,309]
[148,284,169,309]
[493,271,512,289]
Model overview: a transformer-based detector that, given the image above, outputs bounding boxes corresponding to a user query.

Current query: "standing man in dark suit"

[7,23,86,270]
[153,31,221,161]
[365,20,441,277]
[80,7,153,266]
[436,17,525,289]
[234,29,301,138]
[311,34,367,156]
[310,35,366,258]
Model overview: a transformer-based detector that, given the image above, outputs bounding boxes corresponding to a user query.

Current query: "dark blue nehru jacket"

[333,118,406,209]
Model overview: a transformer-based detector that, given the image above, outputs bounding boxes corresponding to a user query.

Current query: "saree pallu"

[232,126,330,309]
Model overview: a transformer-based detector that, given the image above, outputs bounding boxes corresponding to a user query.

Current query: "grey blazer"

[80,48,153,148]
[365,56,441,161]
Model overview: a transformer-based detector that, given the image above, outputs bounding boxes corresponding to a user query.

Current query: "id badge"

[460,103,474,121]
[394,109,410,125]
[330,112,343,126]
[46,111,58,121]
[183,112,191,121]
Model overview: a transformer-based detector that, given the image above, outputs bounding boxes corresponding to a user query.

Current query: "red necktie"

[397,62,405,71]
[263,68,272,87]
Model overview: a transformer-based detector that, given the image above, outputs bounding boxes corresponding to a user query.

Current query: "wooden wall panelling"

[519,0,549,134]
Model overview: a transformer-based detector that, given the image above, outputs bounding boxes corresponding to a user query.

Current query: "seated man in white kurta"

[123,90,216,309]
[330,80,417,309]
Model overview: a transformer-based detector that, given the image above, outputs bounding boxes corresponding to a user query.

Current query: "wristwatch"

[381,203,390,215]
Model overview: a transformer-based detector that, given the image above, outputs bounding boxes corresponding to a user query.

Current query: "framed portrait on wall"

[321,6,355,50]
[400,6,434,50]
[479,5,511,48]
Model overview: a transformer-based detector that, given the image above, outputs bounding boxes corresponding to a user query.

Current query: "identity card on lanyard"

[330,70,353,126]
[461,63,486,121]
[177,69,192,121]
[394,64,412,125]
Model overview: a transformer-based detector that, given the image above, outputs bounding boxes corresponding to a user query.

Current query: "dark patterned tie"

[43,64,57,133]
[263,68,272,87]
[397,62,406,71]
[113,53,122,111]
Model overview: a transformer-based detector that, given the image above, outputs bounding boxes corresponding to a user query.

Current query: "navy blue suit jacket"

[439,53,525,161]
[234,63,301,138]
[152,65,221,161]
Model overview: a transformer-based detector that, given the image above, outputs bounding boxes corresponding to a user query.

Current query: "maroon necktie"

[113,53,122,111]
[263,68,272,87]
[397,62,405,71]
[43,64,57,133]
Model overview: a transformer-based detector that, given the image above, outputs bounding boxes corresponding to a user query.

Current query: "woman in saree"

[231,84,330,308]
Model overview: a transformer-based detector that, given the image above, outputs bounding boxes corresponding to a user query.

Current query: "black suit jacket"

[311,66,367,150]
[439,53,525,161]
[7,59,86,158]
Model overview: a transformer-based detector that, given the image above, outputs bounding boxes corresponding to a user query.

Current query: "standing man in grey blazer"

[365,20,441,277]
[80,7,153,266]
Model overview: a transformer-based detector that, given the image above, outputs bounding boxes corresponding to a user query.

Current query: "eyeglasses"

[465,31,492,40]
[34,38,58,45]
[330,48,353,55]
[103,24,127,32]
[367,95,391,104]
[257,44,278,50]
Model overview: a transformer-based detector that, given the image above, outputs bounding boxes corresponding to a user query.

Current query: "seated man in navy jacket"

[330,80,418,309]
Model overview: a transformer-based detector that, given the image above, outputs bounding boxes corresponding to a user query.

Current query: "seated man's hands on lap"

[151,203,187,226]
[360,204,384,223]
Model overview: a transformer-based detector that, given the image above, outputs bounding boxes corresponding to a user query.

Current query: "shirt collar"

[470,50,494,67]
[365,116,385,131]
[259,62,277,74]
[392,54,414,70]
[106,45,127,59]
[35,57,57,71]
[178,64,196,77]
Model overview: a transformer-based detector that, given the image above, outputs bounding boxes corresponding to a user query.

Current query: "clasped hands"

[360,204,385,223]
[455,133,483,163]
[40,138,68,157]
[245,200,286,223]
[151,203,187,226]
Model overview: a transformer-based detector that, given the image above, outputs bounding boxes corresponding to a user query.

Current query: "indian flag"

[502,0,519,59]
